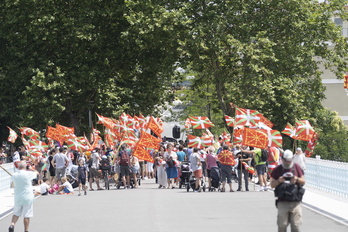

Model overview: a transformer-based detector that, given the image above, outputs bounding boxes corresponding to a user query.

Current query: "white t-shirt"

[62,181,74,192]
[40,182,50,193]
[190,152,202,172]
[293,153,306,170]
[164,151,177,160]
[12,170,37,205]
[12,151,20,162]
[91,152,100,169]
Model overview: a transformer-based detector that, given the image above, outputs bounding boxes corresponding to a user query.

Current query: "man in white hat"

[270,149,305,232]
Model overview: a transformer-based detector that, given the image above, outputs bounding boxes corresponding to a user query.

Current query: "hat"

[296,147,302,152]
[283,150,294,161]
[102,155,107,159]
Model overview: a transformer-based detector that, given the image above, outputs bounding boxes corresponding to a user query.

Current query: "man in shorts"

[89,149,103,190]
[253,148,268,191]
[189,147,202,192]
[52,147,69,183]
[9,161,39,232]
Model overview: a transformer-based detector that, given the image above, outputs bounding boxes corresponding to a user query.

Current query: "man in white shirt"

[190,147,203,192]
[9,161,38,232]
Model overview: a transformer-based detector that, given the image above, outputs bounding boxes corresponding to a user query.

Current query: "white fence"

[0,163,14,192]
[306,157,348,198]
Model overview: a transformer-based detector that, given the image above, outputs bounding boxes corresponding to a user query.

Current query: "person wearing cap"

[293,147,306,172]
[270,149,305,232]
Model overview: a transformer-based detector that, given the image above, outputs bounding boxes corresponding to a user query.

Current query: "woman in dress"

[164,143,178,189]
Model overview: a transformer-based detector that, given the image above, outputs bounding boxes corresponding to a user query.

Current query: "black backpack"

[260,149,268,162]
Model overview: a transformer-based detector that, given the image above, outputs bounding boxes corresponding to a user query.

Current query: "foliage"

[179,0,348,131]
[0,0,182,140]
[314,109,348,162]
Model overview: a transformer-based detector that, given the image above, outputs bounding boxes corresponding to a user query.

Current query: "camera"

[283,172,294,181]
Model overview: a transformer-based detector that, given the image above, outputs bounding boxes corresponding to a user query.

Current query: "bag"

[274,165,305,201]
[260,149,268,162]
[119,151,129,166]
[100,160,111,170]
[274,182,305,202]
[166,158,174,168]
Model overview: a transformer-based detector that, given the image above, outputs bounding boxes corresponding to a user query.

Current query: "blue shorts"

[63,187,71,193]
[256,164,266,175]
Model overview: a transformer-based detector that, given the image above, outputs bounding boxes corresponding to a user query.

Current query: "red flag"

[281,123,296,138]
[188,116,215,129]
[305,132,319,157]
[224,115,234,127]
[19,127,40,140]
[133,144,154,163]
[217,150,236,166]
[7,126,18,143]
[146,116,163,137]
[261,129,283,147]
[187,134,203,148]
[46,126,64,145]
[259,114,274,128]
[295,120,315,142]
[233,127,244,145]
[138,131,161,150]
[96,113,116,129]
[235,108,261,127]
[242,128,268,149]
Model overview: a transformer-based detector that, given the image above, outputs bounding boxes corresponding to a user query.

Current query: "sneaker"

[237,188,241,191]
[246,189,249,191]
[84,191,87,195]
[198,187,202,192]
[9,225,14,232]
[78,193,81,196]
[221,187,225,192]
[230,189,234,192]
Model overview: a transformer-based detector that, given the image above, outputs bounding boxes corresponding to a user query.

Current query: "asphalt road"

[0,179,347,232]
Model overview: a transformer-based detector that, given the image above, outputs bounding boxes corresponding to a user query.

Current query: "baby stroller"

[116,167,141,189]
[66,165,79,188]
[187,173,206,192]
[209,166,221,191]
[179,161,191,189]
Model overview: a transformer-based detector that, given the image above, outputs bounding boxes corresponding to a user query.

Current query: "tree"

[180,0,348,131]
[0,0,183,140]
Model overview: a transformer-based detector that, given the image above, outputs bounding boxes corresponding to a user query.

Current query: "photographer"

[270,150,305,232]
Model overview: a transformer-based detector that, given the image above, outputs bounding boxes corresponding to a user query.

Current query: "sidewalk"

[302,186,348,226]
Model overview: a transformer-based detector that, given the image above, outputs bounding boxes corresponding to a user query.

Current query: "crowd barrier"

[306,157,348,198]
[0,163,14,192]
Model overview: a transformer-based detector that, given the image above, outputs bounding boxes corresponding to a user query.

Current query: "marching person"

[8,161,39,232]
[270,150,305,232]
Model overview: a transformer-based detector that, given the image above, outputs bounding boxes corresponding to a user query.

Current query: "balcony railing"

[306,157,348,198]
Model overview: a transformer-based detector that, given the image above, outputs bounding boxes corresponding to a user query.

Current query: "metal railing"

[0,163,14,192]
[306,157,348,198]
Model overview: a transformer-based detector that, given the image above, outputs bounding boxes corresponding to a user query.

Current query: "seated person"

[57,177,74,194]
[35,177,50,196]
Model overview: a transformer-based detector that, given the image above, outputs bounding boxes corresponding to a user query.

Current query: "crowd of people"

[2,139,307,194]
[2,139,307,232]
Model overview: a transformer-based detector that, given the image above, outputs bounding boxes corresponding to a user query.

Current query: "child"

[39,177,50,195]
[77,159,88,196]
[57,177,74,195]
[34,177,50,196]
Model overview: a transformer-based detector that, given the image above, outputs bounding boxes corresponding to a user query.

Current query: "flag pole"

[0,165,12,176]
